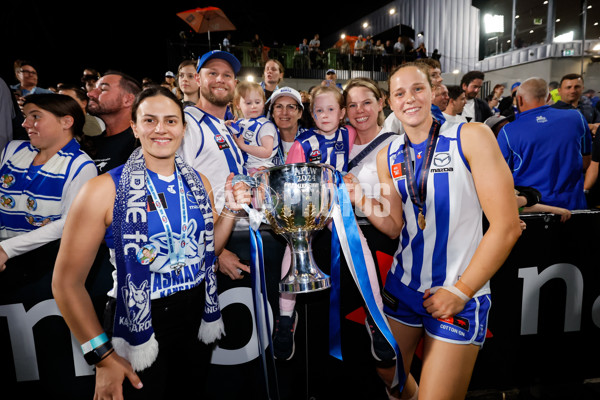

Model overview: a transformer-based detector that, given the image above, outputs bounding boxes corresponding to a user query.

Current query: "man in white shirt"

[443,85,468,123]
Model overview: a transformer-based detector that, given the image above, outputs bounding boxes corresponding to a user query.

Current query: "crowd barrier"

[1,210,599,399]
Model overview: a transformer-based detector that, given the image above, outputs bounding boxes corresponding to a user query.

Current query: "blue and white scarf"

[111,148,223,371]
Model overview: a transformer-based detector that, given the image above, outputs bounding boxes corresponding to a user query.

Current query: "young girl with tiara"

[231,81,279,175]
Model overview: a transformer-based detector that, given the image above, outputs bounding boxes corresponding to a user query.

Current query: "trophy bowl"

[253,163,338,293]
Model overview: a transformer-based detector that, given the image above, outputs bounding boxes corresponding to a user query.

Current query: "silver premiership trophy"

[253,163,337,293]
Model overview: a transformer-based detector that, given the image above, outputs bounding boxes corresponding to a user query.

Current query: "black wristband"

[515,186,541,207]
[83,340,114,365]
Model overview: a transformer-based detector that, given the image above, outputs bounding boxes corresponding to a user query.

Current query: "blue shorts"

[382,272,491,346]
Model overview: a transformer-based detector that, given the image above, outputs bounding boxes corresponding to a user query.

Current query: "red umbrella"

[176,6,236,50]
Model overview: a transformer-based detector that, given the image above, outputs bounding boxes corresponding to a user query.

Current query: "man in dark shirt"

[86,71,141,173]
[460,70,493,122]
[551,73,600,137]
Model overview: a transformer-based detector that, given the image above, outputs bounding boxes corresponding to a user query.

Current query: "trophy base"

[279,276,331,294]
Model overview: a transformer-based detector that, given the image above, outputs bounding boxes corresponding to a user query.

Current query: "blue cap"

[197,50,241,75]
[511,82,521,91]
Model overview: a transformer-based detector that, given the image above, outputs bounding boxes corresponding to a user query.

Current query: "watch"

[83,341,114,365]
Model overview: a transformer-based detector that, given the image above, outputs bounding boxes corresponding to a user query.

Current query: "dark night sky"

[1,0,393,89]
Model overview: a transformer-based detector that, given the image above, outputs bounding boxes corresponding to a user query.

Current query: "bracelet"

[83,340,114,365]
[81,332,108,354]
[223,203,241,214]
[99,348,115,362]
[455,280,476,298]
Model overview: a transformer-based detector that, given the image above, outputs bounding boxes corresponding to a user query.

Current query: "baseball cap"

[266,87,304,109]
[197,50,241,75]
[326,69,336,75]
[165,71,175,78]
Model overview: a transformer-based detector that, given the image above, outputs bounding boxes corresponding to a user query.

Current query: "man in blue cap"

[179,50,251,280]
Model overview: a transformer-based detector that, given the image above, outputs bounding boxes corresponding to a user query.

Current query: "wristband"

[81,332,108,354]
[455,279,476,298]
[442,285,471,302]
[83,340,114,365]
[223,203,241,214]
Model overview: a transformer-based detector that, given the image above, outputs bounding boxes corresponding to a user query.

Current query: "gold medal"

[418,211,426,230]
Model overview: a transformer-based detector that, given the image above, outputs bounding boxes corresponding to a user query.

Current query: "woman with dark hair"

[52,86,249,399]
[0,93,97,272]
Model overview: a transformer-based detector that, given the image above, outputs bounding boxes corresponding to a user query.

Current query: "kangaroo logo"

[122,274,151,325]
[148,218,203,272]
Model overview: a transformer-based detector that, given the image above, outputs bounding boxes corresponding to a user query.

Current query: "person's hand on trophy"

[218,173,253,280]
[224,172,252,214]
[342,173,365,207]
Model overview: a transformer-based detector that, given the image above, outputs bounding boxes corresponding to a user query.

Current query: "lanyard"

[402,119,441,229]
[146,168,188,275]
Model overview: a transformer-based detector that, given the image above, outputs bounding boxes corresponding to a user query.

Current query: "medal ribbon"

[402,120,441,223]
[146,168,188,270]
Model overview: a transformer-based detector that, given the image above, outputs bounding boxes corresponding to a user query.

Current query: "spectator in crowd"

[460,70,493,122]
[298,38,311,69]
[299,38,309,56]
[548,80,561,104]
[0,94,96,272]
[492,84,505,101]
[431,48,441,61]
[177,59,200,108]
[381,88,392,117]
[339,37,351,70]
[298,88,314,129]
[11,60,54,98]
[178,50,249,281]
[81,68,101,94]
[583,89,599,108]
[354,34,366,68]
[163,71,178,96]
[551,73,600,137]
[322,69,343,91]
[487,93,500,115]
[309,33,321,68]
[58,84,105,137]
[86,71,141,173]
[443,85,468,123]
[393,36,405,66]
[432,84,449,123]
[383,39,395,71]
[261,59,284,101]
[251,33,264,66]
[499,82,520,118]
[267,87,307,164]
[231,81,278,175]
[497,77,591,210]
[223,33,232,52]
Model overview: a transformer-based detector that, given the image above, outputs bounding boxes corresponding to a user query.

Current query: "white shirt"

[462,99,475,121]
